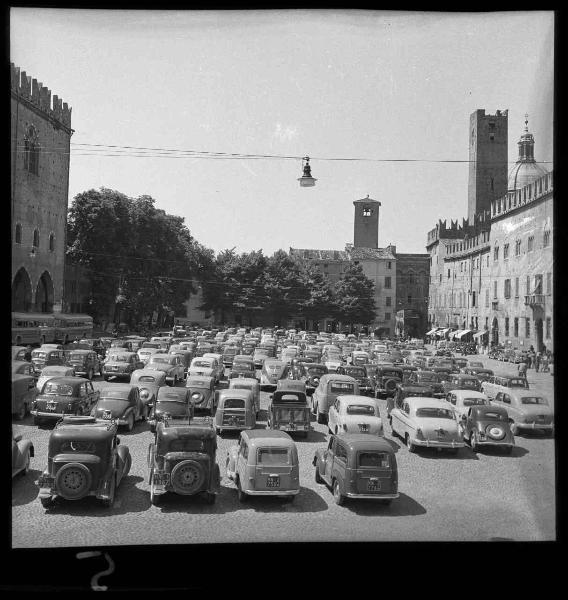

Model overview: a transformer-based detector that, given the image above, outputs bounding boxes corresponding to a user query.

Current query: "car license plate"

[266,476,280,488]
[153,473,170,485]
[367,479,381,491]
[38,476,55,488]
[359,424,369,432]
[46,403,57,411]
[102,412,112,420]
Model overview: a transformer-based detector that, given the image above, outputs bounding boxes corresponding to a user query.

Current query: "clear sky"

[10,9,554,256]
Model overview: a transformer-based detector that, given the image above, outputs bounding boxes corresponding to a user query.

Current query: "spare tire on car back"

[385,379,398,393]
[170,460,205,495]
[55,463,92,500]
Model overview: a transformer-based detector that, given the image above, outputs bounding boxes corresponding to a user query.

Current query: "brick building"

[426,111,553,352]
[11,63,73,314]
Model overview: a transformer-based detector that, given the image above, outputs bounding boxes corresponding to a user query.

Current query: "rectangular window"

[505,317,509,337]
[515,239,521,256]
[546,272,552,295]
[514,318,519,337]
[447,269,450,279]
[528,236,534,252]
[534,274,543,294]
[385,296,391,307]
[384,313,391,321]
[485,288,489,307]
[387,261,392,269]
[515,277,519,298]
[525,318,531,338]
[471,291,476,307]
[504,279,511,299]
[504,243,509,259]
[493,280,498,299]
[543,230,550,247]
[407,295,412,304]
[546,317,551,339]
[485,317,489,329]
[526,276,530,295]
[494,246,499,261]
[384,276,391,289]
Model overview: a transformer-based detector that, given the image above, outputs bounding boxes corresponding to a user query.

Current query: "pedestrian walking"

[24,345,32,362]
[535,351,541,372]
[541,353,549,373]
[518,360,527,378]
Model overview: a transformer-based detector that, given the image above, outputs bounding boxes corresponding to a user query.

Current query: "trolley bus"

[12,312,93,346]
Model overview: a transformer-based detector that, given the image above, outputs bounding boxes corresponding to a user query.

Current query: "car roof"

[40,365,74,372]
[132,368,166,376]
[229,377,258,385]
[218,389,252,398]
[67,348,93,354]
[471,404,508,416]
[452,390,487,398]
[334,433,394,453]
[405,397,450,408]
[99,383,136,393]
[242,429,295,446]
[187,375,214,383]
[41,376,88,385]
[157,387,189,399]
[319,374,357,382]
[336,394,376,405]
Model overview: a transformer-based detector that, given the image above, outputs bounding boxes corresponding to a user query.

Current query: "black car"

[387,383,433,419]
[335,365,374,395]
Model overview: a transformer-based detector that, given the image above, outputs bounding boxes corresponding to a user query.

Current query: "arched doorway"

[12,268,33,311]
[491,317,499,347]
[35,271,54,313]
[535,318,543,352]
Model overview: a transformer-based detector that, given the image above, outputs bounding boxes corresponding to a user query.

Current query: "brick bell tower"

[353,195,380,248]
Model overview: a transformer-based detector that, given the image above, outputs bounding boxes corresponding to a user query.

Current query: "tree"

[296,260,336,328]
[332,262,376,330]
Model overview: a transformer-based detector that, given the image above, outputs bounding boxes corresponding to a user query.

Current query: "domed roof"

[507,114,548,191]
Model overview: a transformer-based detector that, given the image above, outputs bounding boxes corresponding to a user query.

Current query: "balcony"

[524,294,545,307]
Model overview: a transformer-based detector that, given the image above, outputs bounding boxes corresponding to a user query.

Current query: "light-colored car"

[228,377,260,417]
[12,360,35,377]
[327,395,383,437]
[202,353,225,381]
[323,353,343,373]
[137,346,160,366]
[481,375,529,400]
[36,365,76,392]
[310,374,359,424]
[226,430,300,502]
[146,353,186,386]
[445,389,490,424]
[390,396,464,454]
[102,351,144,382]
[188,357,217,381]
[490,389,553,436]
[12,433,34,478]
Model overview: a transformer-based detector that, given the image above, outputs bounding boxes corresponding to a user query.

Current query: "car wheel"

[332,479,345,506]
[470,430,479,452]
[317,409,326,425]
[15,403,27,421]
[405,434,416,453]
[237,478,247,503]
[126,413,134,432]
[40,496,54,508]
[102,475,116,508]
[315,466,324,484]
[55,463,92,500]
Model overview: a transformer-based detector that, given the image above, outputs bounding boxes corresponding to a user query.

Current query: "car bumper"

[31,410,71,420]
[476,439,515,448]
[244,488,300,496]
[345,492,400,500]
[219,424,253,430]
[517,423,553,432]
[270,423,313,432]
[412,438,465,448]
[433,392,447,398]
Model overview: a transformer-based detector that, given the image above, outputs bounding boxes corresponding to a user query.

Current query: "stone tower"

[467,109,508,223]
[353,195,380,248]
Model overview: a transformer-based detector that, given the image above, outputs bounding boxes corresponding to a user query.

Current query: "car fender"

[226,447,238,479]
[116,446,131,482]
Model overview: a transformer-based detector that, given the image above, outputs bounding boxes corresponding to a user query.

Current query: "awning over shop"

[456,329,471,339]
[436,328,450,337]
[473,331,488,339]
[451,329,463,339]
[426,327,439,336]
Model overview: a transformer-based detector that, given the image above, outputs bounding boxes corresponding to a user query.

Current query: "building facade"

[395,252,430,337]
[427,110,553,351]
[11,63,73,314]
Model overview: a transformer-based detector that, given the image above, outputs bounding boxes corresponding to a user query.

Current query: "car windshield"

[418,373,436,382]
[415,407,455,419]
[358,452,390,468]
[188,381,209,389]
[166,439,205,452]
[344,368,366,377]
[231,384,252,391]
[481,411,507,421]
[346,405,376,415]
[143,343,161,348]
[330,383,355,393]
[69,353,87,361]
[150,357,170,364]
[509,379,528,388]
[32,351,47,359]
[462,397,487,406]
[307,367,326,376]
[43,383,74,395]
[381,371,400,378]
[108,354,130,362]
[267,365,285,374]
[233,362,253,369]
[60,441,97,453]
[224,398,245,409]
[520,396,548,405]
[461,380,479,387]
[257,448,291,465]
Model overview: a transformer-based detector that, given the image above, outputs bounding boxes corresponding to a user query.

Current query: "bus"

[12,312,93,346]
[11,312,56,345]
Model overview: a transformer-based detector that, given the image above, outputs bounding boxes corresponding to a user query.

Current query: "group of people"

[518,345,552,377]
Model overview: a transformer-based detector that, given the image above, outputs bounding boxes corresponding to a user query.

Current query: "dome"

[508,160,548,191]
[507,114,548,191]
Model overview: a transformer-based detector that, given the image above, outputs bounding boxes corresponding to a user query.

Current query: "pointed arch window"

[33,229,39,248]
[49,232,55,252]
[24,125,40,176]
[15,223,22,244]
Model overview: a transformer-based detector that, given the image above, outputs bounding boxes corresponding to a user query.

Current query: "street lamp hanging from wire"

[298,156,317,187]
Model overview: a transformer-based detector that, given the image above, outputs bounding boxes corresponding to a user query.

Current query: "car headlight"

[140,389,150,400]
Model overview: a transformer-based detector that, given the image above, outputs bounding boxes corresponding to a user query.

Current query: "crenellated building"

[426,111,553,352]
[11,63,73,314]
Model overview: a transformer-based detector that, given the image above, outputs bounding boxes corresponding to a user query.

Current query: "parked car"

[12,432,34,478]
[335,365,374,396]
[30,348,66,377]
[229,355,256,380]
[214,388,256,436]
[148,386,194,433]
[267,380,312,437]
[390,396,464,453]
[491,389,554,436]
[12,346,29,362]
[91,384,148,431]
[408,370,446,398]
[167,347,193,375]
[445,390,490,433]
[400,364,419,384]
[188,356,218,382]
[462,405,515,454]
[311,374,359,424]
[253,348,271,369]
[387,383,434,419]
[323,352,343,373]
[201,353,225,382]
[137,346,161,366]
[441,373,482,395]
[36,365,76,393]
[147,417,220,505]
[36,415,131,508]
[12,360,35,377]
[65,349,102,380]
[226,430,300,502]
[372,365,403,398]
[351,351,371,367]
[313,433,398,505]
[222,346,239,368]
[259,359,290,391]
[102,351,144,382]
[303,363,328,395]
[228,377,260,418]
[146,353,186,386]
[31,377,99,426]
[130,368,167,408]
[481,374,530,400]
[327,395,383,436]
[185,375,217,416]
